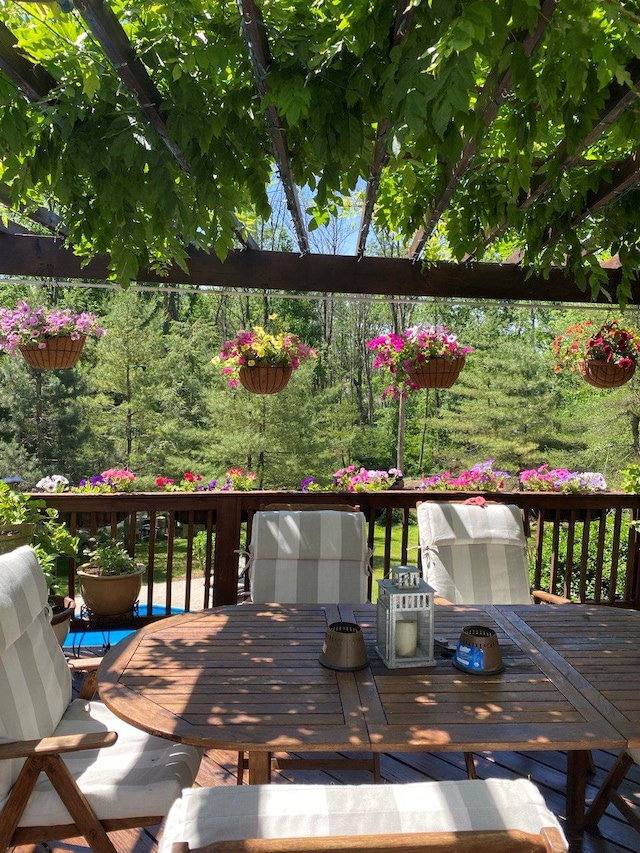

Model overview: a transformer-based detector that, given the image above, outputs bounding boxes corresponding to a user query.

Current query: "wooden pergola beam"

[0,232,635,303]
[0,21,55,100]
[408,0,558,260]
[355,1,415,258]
[73,0,191,173]
[572,153,640,226]
[237,0,309,254]
[73,0,257,250]
[470,57,640,258]
[0,182,67,236]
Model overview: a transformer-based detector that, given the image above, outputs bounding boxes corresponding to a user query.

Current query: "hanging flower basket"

[367,324,472,397]
[407,356,466,389]
[239,365,292,394]
[213,315,316,392]
[0,302,105,367]
[553,320,640,388]
[578,359,635,389]
[19,335,86,370]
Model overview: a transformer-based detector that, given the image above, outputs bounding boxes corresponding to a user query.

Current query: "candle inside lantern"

[395,619,418,657]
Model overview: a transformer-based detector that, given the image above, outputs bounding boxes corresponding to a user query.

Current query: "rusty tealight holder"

[319,621,368,672]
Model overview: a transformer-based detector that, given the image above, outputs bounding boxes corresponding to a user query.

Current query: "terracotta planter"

[0,522,35,554]
[49,595,75,646]
[77,565,145,618]
[19,335,86,370]
[239,365,292,394]
[407,356,466,389]
[578,359,635,389]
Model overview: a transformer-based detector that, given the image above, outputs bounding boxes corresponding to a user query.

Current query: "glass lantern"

[376,567,436,668]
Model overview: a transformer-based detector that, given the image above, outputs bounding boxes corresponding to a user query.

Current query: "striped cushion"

[0,547,72,802]
[417,503,531,605]
[6,698,202,826]
[249,511,369,604]
[0,545,50,654]
[417,502,525,547]
[158,778,566,853]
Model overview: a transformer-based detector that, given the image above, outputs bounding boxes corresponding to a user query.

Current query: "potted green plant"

[552,319,640,388]
[77,534,146,618]
[0,481,79,643]
[0,481,41,552]
[367,324,473,394]
[213,315,317,394]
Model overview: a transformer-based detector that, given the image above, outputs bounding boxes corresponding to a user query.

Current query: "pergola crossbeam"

[0,182,67,236]
[69,1,258,250]
[0,232,636,304]
[573,153,640,224]
[408,0,558,261]
[471,58,640,258]
[0,21,56,101]
[355,1,415,258]
[237,0,309,254]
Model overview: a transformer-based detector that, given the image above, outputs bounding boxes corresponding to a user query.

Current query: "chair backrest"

[416,502,532,604]
[248,510,370,603]
[0,546,72,799]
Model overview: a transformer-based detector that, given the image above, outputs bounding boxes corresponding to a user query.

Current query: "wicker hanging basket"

[238,365,292,394]
[578,359,636,389]
[407,356,466,389]
[19,335,86,370]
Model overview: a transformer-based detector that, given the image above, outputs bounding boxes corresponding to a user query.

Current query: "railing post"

[212,495,243,606]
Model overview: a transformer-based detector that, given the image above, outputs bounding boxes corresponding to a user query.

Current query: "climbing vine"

[0,0,639,301]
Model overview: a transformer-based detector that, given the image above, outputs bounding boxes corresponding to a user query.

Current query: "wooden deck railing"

[39,490,640,631]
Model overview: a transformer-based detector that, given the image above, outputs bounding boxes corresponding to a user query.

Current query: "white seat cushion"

[9,698,202,827]
[158,778,565,853]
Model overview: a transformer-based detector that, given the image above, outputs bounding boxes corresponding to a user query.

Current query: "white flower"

[36,474,69,492]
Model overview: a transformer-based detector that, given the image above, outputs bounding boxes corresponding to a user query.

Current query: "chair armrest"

[173,827,567,853]
[0,730,118,761]
[67,657,102,699]
[67,657,102,672]
[532,590,571,605]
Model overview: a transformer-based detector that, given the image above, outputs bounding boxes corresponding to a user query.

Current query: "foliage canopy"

[0,1,639,301]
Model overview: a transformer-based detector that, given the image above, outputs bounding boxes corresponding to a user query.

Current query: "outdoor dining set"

[1,502,639,853]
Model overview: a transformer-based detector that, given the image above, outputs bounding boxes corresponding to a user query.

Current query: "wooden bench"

[159,779,568,853]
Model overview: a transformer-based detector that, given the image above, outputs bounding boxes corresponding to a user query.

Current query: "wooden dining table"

[97,602,634,839]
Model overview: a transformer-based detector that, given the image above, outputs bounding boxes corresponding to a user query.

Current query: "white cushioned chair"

[417,501,568,605]
[158,778,568,853]
[0,546,202,853]
[248,508,370,605]
[241,508,375,783]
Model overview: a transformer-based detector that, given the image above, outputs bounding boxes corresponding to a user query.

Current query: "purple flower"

[0,301,105,356]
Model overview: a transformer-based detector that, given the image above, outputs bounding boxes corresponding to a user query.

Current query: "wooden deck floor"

[17,743,640,853]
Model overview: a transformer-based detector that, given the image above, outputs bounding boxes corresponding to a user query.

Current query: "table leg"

[248,750,272,784]
[566,749,589,841]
